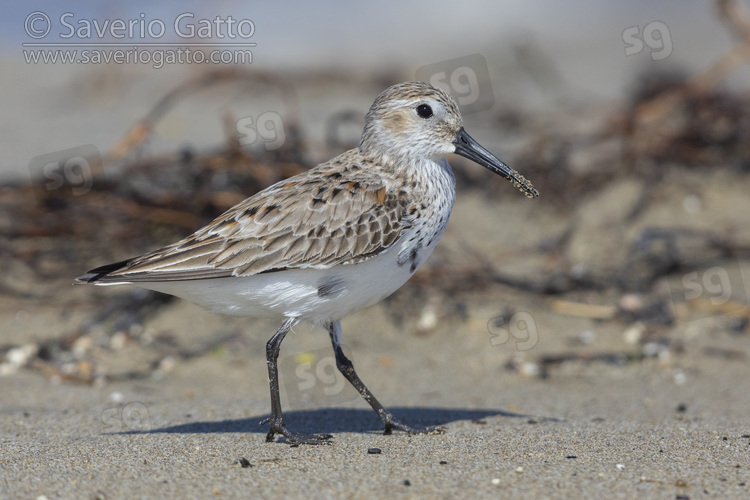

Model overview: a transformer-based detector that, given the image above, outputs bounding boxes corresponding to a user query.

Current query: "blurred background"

[1,0,749,409]
[1,0,747,178]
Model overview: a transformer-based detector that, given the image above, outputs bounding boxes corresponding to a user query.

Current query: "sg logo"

[280,346,358,409]
[100,402,153,433]
[29,144,101,201]
[623,21,673,61]
[488,311,539,351]
[416,54,495,115]
[669,263,748,321]
[236,111,287,151]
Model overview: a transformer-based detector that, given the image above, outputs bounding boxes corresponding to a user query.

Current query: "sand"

[3,173,750,499]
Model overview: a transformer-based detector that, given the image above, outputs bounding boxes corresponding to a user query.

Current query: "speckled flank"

[317,274,346,298]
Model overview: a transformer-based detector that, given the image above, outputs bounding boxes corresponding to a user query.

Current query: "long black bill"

[453,127,538,198]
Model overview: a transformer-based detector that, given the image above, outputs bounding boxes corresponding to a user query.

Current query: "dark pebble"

[368,448,382,454]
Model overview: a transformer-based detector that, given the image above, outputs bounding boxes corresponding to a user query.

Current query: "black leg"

[327,320,445,436]
[260,318,332,445]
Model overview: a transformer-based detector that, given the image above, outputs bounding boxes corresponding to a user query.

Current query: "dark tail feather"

[74,259,132,284]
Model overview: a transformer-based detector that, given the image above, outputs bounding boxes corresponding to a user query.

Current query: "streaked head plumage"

[359,81,538,198]
[360,81,462,162]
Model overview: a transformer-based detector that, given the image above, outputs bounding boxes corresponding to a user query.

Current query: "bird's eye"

[416,104,433,119]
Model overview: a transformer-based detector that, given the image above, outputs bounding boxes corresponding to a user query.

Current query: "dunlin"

[76,81,538,444]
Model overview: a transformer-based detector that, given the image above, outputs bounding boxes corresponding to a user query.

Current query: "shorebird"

[76,81,538,444]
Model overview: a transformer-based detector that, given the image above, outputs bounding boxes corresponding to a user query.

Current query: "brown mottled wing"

[86,158,411,283]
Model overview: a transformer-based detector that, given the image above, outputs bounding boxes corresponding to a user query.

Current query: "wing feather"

[81,150,412,283]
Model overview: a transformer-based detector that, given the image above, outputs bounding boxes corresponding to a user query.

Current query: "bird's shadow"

[119,407,549,436]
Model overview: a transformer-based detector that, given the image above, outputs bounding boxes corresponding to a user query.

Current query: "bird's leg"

[260,318,332,445]
[327,320,445,436]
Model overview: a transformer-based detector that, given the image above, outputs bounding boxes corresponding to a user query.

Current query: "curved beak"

[453,127,538,198]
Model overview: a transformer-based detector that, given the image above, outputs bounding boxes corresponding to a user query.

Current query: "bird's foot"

[260,416,333,445]
[381,413,446,436]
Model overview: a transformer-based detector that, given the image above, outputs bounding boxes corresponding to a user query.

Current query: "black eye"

[416,104,433,118]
